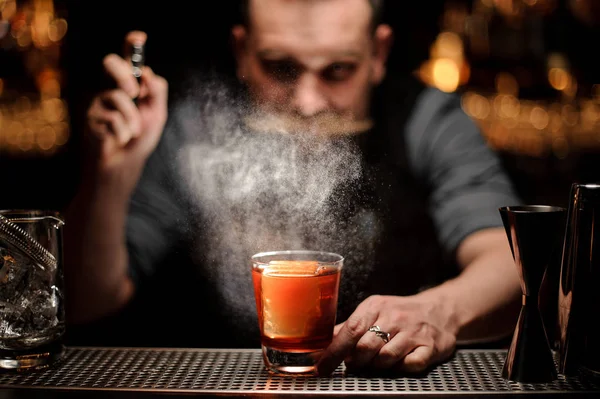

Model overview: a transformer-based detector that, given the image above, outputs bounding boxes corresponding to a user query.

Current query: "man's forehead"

[247,0,372,50]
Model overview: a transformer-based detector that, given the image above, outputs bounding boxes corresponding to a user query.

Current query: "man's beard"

[243,109,374,137]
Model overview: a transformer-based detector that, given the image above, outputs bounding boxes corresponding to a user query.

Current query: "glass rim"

[0,209,64,223]
[573,183,600,190]
[251,250,344,267]
[499,205,565,213]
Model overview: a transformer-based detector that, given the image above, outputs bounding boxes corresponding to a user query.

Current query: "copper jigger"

[499,205,565,383]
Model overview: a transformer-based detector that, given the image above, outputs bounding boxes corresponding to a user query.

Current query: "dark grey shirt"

[405,87,520,253]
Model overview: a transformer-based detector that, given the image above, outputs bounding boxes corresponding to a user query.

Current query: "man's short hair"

[239,0,385,33]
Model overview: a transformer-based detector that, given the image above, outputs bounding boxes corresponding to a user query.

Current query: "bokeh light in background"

[418,0,600,159]
[0,0,68,156]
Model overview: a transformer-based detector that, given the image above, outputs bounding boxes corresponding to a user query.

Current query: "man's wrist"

[80,158,141,201]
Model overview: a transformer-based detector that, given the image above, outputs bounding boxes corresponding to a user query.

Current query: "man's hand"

[316,228,521,376]
[317,294,458,376]
[86,30,168,193]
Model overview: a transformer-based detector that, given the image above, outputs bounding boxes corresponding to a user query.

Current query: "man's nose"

[291,74,328,117]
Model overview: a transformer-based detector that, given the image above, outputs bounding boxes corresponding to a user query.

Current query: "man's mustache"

[243,111,373,136]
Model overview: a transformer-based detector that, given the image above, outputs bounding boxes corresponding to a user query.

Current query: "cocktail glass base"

[262,345,323,375]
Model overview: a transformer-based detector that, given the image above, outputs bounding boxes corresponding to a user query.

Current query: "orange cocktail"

[251,251,343,375]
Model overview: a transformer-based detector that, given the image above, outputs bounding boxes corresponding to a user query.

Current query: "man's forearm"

[63,174,134,324]
[417,229,522,344]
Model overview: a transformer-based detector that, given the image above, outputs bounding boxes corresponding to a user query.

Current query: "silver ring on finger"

[368,325,391,343]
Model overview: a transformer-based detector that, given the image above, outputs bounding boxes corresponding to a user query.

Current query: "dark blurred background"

[1,0,600,212]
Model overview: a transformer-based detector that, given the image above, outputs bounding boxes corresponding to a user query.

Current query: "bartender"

[63,0,522,375]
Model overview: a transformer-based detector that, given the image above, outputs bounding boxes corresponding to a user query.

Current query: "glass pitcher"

[0,210,66,371]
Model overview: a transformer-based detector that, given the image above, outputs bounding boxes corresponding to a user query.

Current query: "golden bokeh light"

[17,129,35,151]
[1,0,16,21]
[16,30,32,47]
[36,125,56,151]
[431,32,464,61]
[530,107,549,130]
[432,58,460,93]
[420,28,469,93]
[561,104,578,126]
[41,98,66,122]
[54,121,69,146]
[462,92,491,120]
[31,9,52,48]
[48,18,66,42]
[549,111,562,134]
[548,68,570,91]
[499,95,520,119]
[6,122,22,145]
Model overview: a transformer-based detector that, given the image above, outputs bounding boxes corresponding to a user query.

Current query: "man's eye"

[261,60,300,83]
[322,63,357,82]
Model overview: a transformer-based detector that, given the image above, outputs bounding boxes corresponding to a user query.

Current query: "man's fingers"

[316,312,378,376]
[397,346,434,374]
[333,323,344,337]
[100,90,142,136]
[344,328,386,370]
[104,110,133,146]
[88,103,131,147]
[140,66,168,109]
[370,331,415,369]
[103,54,139,99]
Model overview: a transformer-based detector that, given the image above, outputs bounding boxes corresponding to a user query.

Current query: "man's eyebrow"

[257,49,289,59]
[336,50,363,60]
[258,49,364,60]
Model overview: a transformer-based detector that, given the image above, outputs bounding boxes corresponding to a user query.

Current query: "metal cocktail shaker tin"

[558,183,600,377]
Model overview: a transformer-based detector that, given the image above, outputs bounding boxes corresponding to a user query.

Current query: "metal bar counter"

[1,347,599,398]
